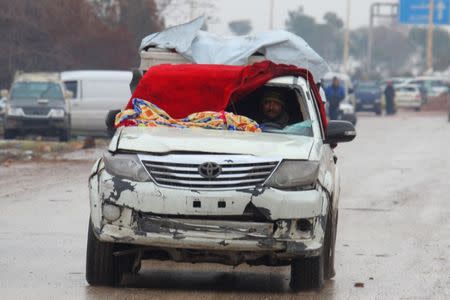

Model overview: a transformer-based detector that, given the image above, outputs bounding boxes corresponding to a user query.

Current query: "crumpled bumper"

[89,159,328,258]
[93,212,324,257]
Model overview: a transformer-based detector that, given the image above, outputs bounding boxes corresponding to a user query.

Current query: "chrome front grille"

[140,155,279,190]
[22,107,51,116]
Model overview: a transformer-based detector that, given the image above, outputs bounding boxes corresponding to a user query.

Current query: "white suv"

[86,76,356,291]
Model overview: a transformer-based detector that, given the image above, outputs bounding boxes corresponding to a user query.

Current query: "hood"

[112,126,315,160]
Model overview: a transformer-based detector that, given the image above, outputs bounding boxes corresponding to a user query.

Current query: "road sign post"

[399,0,450,71]
[427,0,434,70]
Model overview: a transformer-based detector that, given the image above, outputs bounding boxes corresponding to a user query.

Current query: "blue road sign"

[399,0,450,25]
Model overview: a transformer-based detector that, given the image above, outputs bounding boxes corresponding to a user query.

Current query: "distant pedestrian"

[325,77,345,120]
[384,82,396,115]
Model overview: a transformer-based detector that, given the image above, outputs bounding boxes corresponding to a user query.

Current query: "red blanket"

[127,61,327,129]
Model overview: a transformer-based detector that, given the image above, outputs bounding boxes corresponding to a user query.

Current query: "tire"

[85,221,133,286]
[375,105,382,116]
[290,210,336,291]
[323,211,337,279]
[105,110,121,138]
[415,107,421,112]
[4,129,16,140]
[290,255,324,291]
[59,130,70,142]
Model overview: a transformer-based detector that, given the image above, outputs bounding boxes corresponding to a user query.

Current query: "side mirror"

[1,89,9,98]
[64,90,74,99]
[325,120,356,144]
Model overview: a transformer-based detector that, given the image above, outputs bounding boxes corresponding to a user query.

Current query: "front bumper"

[95,213,323,257]
[4,116,68,131]
[89,160,329,259]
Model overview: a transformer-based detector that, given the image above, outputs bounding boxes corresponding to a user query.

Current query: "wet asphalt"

[1,111,449,299]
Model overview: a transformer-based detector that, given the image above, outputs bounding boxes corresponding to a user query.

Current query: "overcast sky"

[182,0,399,34]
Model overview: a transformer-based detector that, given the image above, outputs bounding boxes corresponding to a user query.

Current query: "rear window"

[356,83,379,92]
[10,82,64,101]
[397,87,416,92]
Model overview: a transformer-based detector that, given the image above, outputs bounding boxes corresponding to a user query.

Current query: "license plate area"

[186,196,237,214]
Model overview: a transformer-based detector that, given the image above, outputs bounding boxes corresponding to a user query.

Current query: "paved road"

[1,112,449,299]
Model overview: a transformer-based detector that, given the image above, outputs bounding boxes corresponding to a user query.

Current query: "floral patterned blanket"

[115,98,261,133]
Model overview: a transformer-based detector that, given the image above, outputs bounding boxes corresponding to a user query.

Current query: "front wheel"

[290,255,324,291]
[59,129,70,142]
[4,129,16,140]
[85,221,133,286]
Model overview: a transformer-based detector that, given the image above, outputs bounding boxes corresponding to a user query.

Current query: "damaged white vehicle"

[86,75,356,291]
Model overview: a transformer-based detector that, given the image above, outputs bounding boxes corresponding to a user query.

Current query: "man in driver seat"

[260,89,290,129]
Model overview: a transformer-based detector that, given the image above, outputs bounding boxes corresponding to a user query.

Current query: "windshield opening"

[10,82,64,101]
[227,85,313,137]
[356,82,380,92]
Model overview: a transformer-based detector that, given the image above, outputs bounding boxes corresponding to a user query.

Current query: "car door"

[80,79,131,134]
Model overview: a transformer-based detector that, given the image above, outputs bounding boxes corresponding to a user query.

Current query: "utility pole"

[189,0,195,20]
[269,0,274,30]
[427,0,435,71]
[343,0,351,72]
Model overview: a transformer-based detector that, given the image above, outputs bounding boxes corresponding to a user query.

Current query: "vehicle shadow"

[122,267,290,293]
[112,262,336,298]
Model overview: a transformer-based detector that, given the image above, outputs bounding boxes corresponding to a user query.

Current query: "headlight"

[7,107,24,117]
[48,109,65,118]
[103,152,151,182]
[265,160,319,190]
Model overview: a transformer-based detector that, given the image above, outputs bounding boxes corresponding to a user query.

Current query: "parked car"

[404,77,448,98]
[2,72,71,141]
[395,84,424,111]
[86,65,357,291]
[322,72,357,125]
[61,70,132,137]
[354,81,383,115]
[379,77,411,90]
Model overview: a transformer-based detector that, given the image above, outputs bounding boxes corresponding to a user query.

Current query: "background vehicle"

[354,81,383,115]
[395,84,423,111]
[2,72,71,141]
[322,72,357,125]
[61,70,132,137]
[404,77,448,98]
[379,77,411,90]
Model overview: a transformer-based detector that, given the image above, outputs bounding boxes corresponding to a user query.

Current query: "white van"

[61,70,132,136]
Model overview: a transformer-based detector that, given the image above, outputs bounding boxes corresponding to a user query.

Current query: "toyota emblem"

[198,162,222,179]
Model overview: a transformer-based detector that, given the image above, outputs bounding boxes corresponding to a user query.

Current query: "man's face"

[262,99,283,120]
[332,78,340,86]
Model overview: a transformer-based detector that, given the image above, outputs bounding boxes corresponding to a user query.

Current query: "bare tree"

[157,0,218,27]
[0,0,137,88]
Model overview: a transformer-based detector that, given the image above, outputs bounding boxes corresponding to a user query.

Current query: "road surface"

[1,112,449,299]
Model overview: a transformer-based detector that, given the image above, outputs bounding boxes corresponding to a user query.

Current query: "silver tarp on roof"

[140,17,330,82]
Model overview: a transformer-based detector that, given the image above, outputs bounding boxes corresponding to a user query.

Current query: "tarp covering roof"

[127,61,328,128]
[140,17,330,82]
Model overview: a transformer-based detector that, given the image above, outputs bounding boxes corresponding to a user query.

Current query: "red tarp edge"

[125,61,328,130]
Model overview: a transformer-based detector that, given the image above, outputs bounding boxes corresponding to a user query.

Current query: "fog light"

[297,219,313,232]
[103,204,121,222]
